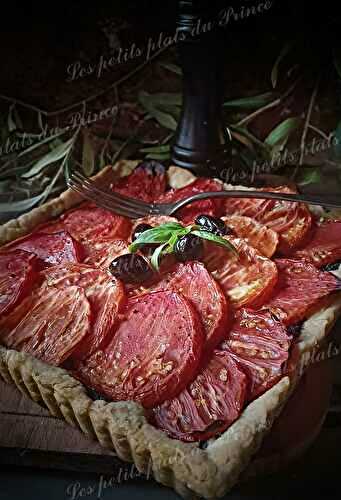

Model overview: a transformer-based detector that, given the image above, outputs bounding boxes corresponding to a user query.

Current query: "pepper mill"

[171,0,231,177]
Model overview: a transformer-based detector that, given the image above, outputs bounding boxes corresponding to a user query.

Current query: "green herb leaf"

[128,222,184,252]
[150,243,168,271]
[264,117,301,149]
[192,230,238,255]
[223,92,274,109]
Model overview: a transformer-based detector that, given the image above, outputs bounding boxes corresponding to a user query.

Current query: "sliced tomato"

[148,261,229,354]
[153,349,246,442]
[224,189,275,219]
[292,220,341,268]
[0,250,39,318]
[57,206,131,249]
[224,186,312,254]
[75,290,204,408]
[222,215,278,258]
[7,230,83,267]
[84,239,130,269]
[2,285,91,365]
[221,309,291,401]
[157,178,224,224]
[111,161,167,202]
[203,237,278,309]
[42,263,126,360]
[272,205,312,255]
[262,258,341,325]
[131,215,179,234]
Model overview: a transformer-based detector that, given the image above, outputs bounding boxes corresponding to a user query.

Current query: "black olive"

[132,223,153,242]
[195,214,231,236]
[174,234,203,262]
[135,160,165,177]
[109,254,154,284]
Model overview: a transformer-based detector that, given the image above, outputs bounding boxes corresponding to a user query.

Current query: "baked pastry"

[1,160,341,498]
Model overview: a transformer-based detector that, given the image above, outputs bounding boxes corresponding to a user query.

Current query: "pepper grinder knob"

[171,0,231,177]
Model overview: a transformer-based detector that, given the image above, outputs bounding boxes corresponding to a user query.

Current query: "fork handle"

[169,190,341,212]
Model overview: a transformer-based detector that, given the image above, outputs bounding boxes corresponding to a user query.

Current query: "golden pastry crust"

[0,162,340,499]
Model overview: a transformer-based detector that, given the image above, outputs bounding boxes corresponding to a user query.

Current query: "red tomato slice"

[75,290,204,408]
[222,215,278,258]
[0,250,39,318]
[2,285,91,366]
[42,263,126,361]
[111,161,167,202]
[148,261,229,355]
[292,220,341,268]
[262,258,341,325]
[274,205,312,255]
[7,230,83,267]
[157,178,224,224]
[203,237,278,309]
[224,190,275,219]
[221,309,291,401]
[84,239,130,269]
[224,186,312,254]
[153,349,246,442]
[131,215,179,234]
[58,206,131,248]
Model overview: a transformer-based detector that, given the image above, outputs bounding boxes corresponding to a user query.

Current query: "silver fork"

[67,170,341,219]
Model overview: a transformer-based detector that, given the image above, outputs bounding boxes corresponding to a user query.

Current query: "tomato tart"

[1,160,341,499]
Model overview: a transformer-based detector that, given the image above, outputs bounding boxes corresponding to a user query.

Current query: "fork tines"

[67,170,153,218]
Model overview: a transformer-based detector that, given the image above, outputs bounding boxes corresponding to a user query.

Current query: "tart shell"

[1,161,341,498]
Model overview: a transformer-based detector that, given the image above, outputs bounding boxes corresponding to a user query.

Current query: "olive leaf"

[192,230,238,255]
[140,145,171,154]
[223,92,274,109]
[0,160,36,180]
[332,120,341,160]
[37,110,44,131]
[0,179,11,193]
[159,62,183,76]
[231,125,271,158]
[82,128,95,176]
[147,93,182,107]
[146,152,171,161]
[0,192,46,213]
[264,117,301,149]
[7,104,17,132]
[297,167,322,186]
[138,91,178,131]
[271,41,294,88]
[21,137,74,179]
